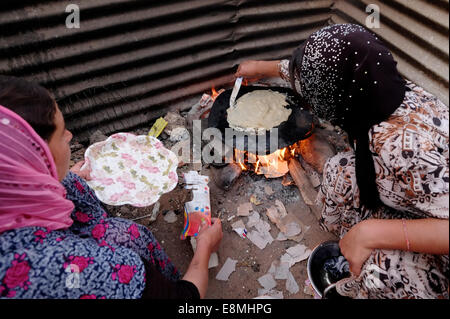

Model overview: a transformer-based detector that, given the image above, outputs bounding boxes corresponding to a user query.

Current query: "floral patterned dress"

[316,81,449,299]
[0,172,180,299]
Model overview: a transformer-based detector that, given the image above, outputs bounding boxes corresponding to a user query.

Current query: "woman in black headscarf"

[236,24,449,299]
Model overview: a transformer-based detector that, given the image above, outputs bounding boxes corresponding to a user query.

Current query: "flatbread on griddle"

[227,90,292,133]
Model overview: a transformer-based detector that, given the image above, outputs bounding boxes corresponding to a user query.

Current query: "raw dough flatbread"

[227,90,291,133]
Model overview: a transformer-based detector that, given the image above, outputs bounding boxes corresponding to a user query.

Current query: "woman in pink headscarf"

[0,76,222,299]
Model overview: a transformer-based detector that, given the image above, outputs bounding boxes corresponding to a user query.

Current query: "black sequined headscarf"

[289,24,407,209]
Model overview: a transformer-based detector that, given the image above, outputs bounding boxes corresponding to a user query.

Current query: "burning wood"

[288,158,321,220]
[186,88,225,126]
[232,141,303,179]
[298,132,336,174]
[209,135,324,223]
[202,83,330,226]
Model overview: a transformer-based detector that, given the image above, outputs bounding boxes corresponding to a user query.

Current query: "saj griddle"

[208,86,314,155]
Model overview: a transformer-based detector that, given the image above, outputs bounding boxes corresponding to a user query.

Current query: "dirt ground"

[70,129,345,299]
[68,81,351,299]
[99,164,338,299]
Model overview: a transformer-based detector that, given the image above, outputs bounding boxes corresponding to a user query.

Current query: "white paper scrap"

[216,258,238,281]
[267,262,276,275]
[286,271,300,294]
[246,211,261,228]
[247,230,269,250]
[281,244,311,267]
[234,228,248,239]
[283,222,302,237]
[276,232,288,241]
[237,202,253,217]
[254,220,273,245]
[280,253,293,266]
[255,219,271,233]
[231,219,246,230]
[208,252,219,269]
[273,261,290,280]
[231,220,248,239]
[257,289,284,299]
[287,244,311,260]
[258,274,277,290]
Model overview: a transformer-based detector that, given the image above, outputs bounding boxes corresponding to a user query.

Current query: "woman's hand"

[235,60,281,80]
[235,60,264,79]
[182,218,223,298]
[70,160,92,180]
[196,218,223,254]
[339,220,374,277]
[340,218,450,277]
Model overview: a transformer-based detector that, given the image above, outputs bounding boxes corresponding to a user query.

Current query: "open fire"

[207,84,323,221]
[233,143,303,178]
[209,86,309,179]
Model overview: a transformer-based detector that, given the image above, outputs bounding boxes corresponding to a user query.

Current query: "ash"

[243,175,300,204]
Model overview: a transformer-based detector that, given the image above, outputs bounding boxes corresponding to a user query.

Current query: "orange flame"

[234,149,248,171]
[208,86,304,178]
[211,87,220,100]
[231,142,303,178]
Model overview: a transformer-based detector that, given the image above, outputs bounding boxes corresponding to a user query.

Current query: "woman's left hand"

[339,220,374,277]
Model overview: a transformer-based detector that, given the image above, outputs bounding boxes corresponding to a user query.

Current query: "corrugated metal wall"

[0,0,448,143]
[0,0,332,142]
[332,0,449,105]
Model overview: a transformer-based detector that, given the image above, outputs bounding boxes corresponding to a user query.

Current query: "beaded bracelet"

[402,218,411,251]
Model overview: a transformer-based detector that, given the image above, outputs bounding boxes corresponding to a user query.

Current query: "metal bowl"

[307,240,351,299]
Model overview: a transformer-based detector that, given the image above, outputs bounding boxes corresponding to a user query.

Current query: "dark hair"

[289,42,307,97]
[0,75,57,141]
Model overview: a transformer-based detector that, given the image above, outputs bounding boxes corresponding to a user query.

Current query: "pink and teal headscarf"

[0,104,74,233]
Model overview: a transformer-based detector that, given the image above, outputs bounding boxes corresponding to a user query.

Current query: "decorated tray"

[83,133,178,207]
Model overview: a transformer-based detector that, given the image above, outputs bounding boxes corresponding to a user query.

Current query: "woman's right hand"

[182,218,223,298]
[235,60,264,79]
[196,218,223,254]
[235,60,281,80]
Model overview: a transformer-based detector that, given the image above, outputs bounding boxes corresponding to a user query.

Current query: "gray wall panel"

[332,0,449,105]
[0,0,447,142]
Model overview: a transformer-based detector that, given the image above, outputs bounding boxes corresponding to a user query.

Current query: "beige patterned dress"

[280,60,449,299]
